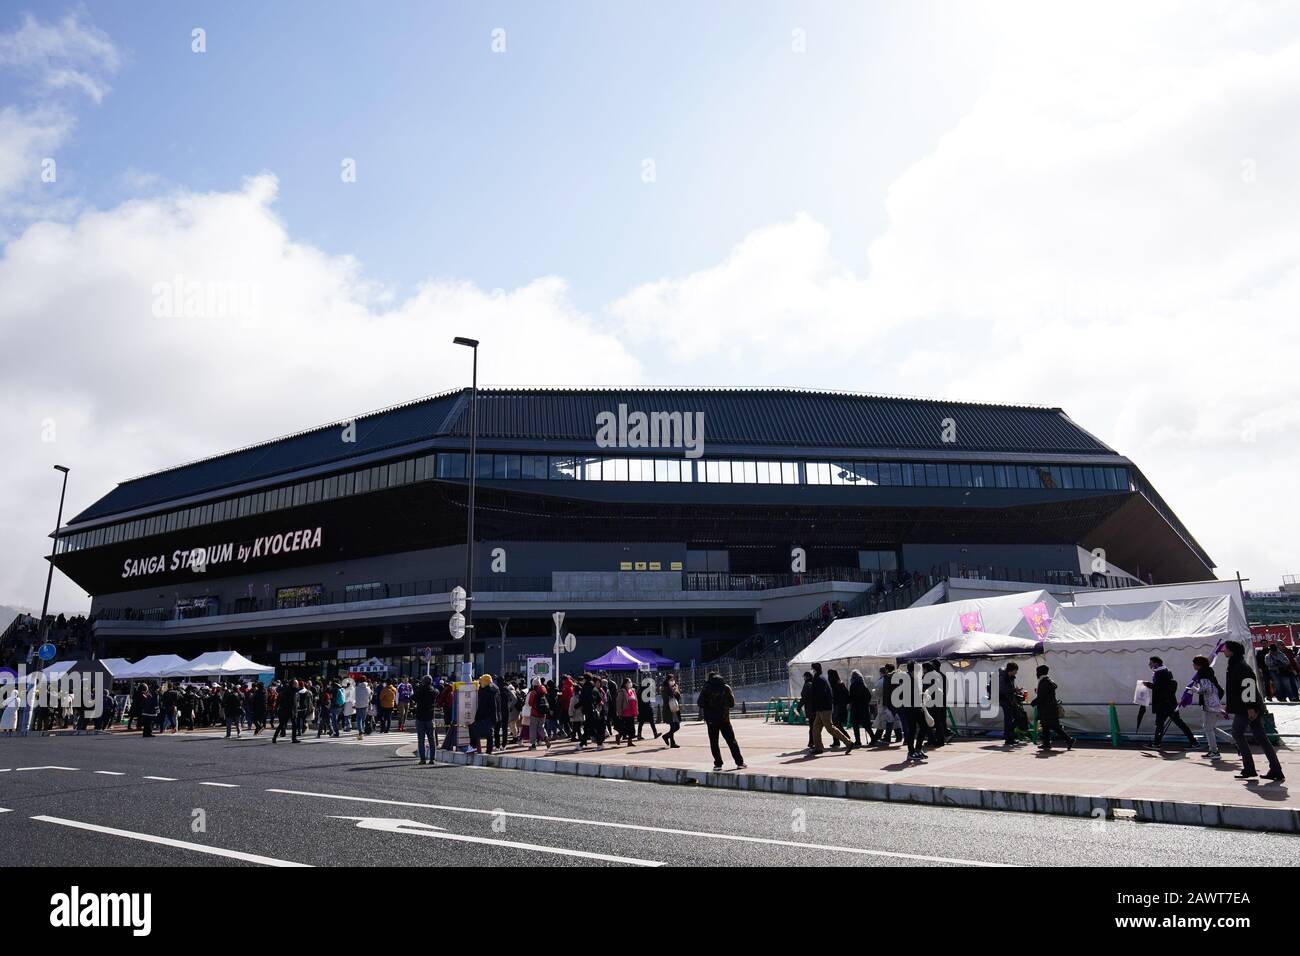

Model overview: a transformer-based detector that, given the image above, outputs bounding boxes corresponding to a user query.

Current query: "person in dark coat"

[636,677,659,740]
[222,685,243,738]
[807,662,855,754]
[250,682,267,735]
[828,669,851,750]
[471,675,500,754]
[847,669,873,745]
[412,675,438,764]
[272,679,298,742]
[697,672,745,771]
[578,673,606,750]
[1223,641,1284,781]
[999,663,1023,747]
[132,683,156,738]
[1143,656,1197,747]
[1031,664,1072,751]
[798,672,815,748]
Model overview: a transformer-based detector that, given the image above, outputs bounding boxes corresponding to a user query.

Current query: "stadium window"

[955,464,971,487]
[981,465,996,488]
[652,459,668,482]
[610,458,628,481]
[704,461,719,483]
[741,460,757,483]
[437,453,466,479]
[520,455,536,480]
[628,458,643,482]
[1047,467,1063,488]
[920,463,936,487]
[374,466,388,490]
[531,455,547,478]
[1070,466,1084,489]
[994,465,1009,488]
[901,463,916,486]
[549,456,576,480]
[582,458,601,481]
[1081,467,1096,490]
[475,455,492,480]
[755,461,770,484]
[777,461,795,484]
[860,462,877,486]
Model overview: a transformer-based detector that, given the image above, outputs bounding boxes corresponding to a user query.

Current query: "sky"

[1,0,1297,614]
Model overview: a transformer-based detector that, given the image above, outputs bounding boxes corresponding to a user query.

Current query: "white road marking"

[93,770,125,776]
[143,776,177,782]
[0,808,11,813]
[31,815,310,867]
[15,766,78,772]
[199,782,239,788]
[328,815,661,866]
[267,788,1007,866]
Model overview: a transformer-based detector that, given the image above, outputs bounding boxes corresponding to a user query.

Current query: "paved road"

[1,730,1295,867]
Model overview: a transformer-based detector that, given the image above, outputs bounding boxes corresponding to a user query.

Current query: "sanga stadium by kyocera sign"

[120,526,323,579]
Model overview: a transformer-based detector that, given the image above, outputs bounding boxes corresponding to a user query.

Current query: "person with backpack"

[1223,640,1284,781]
[697,672,745,771]
[527,678,552,750]
[1031,664,1072,751]
[558,675,577,740]
[223,684,244,738]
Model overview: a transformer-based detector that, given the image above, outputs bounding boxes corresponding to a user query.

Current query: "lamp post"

[453,336,479,681]
[38,465,70,669]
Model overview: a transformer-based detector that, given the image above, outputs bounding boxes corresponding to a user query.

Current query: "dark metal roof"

[69,386,1116,525]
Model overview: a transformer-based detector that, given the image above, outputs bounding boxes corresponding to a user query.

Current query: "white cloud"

[0,11,119,103]
[612,0,1300,587]
[0,174,642,612]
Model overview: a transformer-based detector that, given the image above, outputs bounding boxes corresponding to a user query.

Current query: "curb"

[430,748,1300,835]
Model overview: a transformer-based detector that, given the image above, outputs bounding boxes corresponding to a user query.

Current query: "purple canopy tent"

[583,645,651,671]
[628,648,679,668]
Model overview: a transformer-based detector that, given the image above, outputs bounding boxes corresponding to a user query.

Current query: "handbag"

[520,704,532,719]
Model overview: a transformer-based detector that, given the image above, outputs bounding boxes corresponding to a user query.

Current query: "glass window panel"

[653,459,668,482]
[503,455,521,479]
[704,461,719,483]
[921,463,937,487]
[740,461,756,483]
[310,479,323,501]
[549,456,576,480]
[628,458,642,482]
[492,456,506,479]
[474,455,492,479]
[756,461,769,484]
[610,458,627,481]
[584,458,602,481]
[778,462,795,484]
[901,463,915,486]
[955,464,971,487]
[1081,467,1096,490]
[1070,466,1084,489]
[377,465,390,489]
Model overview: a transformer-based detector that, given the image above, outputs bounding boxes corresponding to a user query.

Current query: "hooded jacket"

[697,675,735,723]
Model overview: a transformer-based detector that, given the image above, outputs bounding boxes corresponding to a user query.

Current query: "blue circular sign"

[37,643,57,662]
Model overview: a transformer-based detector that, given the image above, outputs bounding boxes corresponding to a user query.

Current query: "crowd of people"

[791,640,1286,782]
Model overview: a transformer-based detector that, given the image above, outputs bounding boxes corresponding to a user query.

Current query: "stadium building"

[50,387,1215,679]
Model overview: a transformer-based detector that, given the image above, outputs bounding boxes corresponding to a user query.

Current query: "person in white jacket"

[1188,654,1225,759]
[353,677,371,738]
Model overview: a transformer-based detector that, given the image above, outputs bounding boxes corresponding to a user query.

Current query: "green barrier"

[945,707,959,737]
[1108,702,1121,747]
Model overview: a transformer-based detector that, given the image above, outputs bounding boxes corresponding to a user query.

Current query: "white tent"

[98,658,130,677]
[114,654,194,680]
[176,650,273,678]
[789,589,1059,692]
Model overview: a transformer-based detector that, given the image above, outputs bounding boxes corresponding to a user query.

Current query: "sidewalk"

[431,719,1300,834]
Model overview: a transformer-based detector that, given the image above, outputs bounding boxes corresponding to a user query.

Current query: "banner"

[1020,601,1053,640]
[959,610,984,633]
[526,656,553,686]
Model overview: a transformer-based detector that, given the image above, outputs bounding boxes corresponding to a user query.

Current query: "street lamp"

[38,465,70,668]
[453,336,479,680]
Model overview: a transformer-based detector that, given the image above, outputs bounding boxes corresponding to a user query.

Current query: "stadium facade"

[50,387,1215,679]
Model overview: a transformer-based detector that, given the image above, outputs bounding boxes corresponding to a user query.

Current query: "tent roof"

[116,654,193,679]
[1048,595,1246,650]
[584,645,649,670]
[897,632,1044,663]
[98,657,131,677]
[178,650,274,676]
[791,589,1059,667]
[627,648,678,666]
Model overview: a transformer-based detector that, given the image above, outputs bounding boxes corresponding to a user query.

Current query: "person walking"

[578,673,605,750]
[923,660,948,748]
[558,675,576,740]
[828,669,852,750]
[999,663,1025,747]
[251,681,267,735]
[899,661,929,762]
[413,675,438,764]
[496,679,514,750]
[1188,654,1224,759]
[660,673,682,748]
[396,676,413,731]
[697,671,746,771]
[1144,656,1197,748]
[871,665,899,747]
[272,679,298,743]
[636,677,660,740]
[848,669,873,746]
[0,688,18,734]
[295,680,312,738]
[1223,640,1285,781]
[807,663,857,754]
[1031,664,1072,751]
[160,683,179,735]
[223,684,243,738]
[568,679,585,744]
[617,677,639,746]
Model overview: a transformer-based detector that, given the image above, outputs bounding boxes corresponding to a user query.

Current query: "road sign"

[552,610,565,630]
[420,646,434,662]
[450,586,467,613]
[563,632,576,653]
[449,612,466,640]
[37,643,56,662]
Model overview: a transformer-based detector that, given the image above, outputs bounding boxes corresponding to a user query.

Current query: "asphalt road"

[1,729,1295,867]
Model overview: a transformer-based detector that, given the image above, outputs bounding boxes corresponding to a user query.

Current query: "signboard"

[120,526,324,580]
[420,646,434,662]
[527,657,553,685]
[449,612,466,640]
[453,681,477,737]
[450,586,467,613]
[37,643,57,662]
[1250,623,1295,648]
